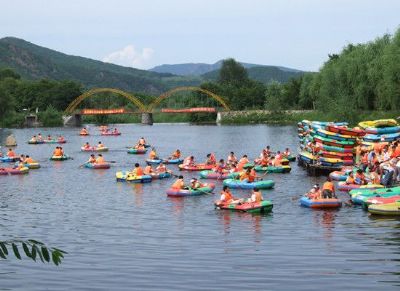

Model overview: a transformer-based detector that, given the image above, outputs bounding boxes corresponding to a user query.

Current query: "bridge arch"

[147,86,230,112]
[64,88,146,114]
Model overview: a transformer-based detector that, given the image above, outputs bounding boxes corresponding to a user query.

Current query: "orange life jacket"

[221,190,233,203]
[7,151,16,158]
[323,181,334,192]
[253,191,263,202]
[144,165,153,174]
[96,157,105,164]
[172,179,184,189]
[134,167,144,176]
[149,151,157,159]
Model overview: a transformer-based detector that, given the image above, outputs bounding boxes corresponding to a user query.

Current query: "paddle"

[78,162,87,168]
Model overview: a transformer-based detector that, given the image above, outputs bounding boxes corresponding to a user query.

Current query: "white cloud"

[103,45,154,69]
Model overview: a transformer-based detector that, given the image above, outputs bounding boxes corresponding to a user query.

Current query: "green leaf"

[31,245,37,261]
[0,248,7,259]
[28,239,44,245]
[36,247,44,262]
[22,243,32,258]
[51,251,60,266]
[0,242,8,255]
[53,247,67,254]
[41,247,50,262]
[12,243,21,260]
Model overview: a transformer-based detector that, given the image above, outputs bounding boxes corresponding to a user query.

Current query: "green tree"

[218,58,249,85]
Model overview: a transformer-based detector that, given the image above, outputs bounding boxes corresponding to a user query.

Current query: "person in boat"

[18,154,26,163]
[59,147,65,156]
[58,135,65,142]
[247,187,263,203]
[156,162,168,173]
[88,154,96,164]
[37,133,43,141]
[240,168,256,183]
[217,185,241,205]
[228,161,239,173]
[306,184,321,199]
[273,152,282,167]
[95,154,105,164]
[354,169,367,185]
[213,159,226,174]
[7,148,16,158]
[322,177,336,199]
[189,178,202,189]
[144,164,154,175]
[237,155,249,171]
[30,135,37,142]
[113,128,119,134]
[227,152,237,166]
[264,146,272,157]
[97,141,105,149]
[138,137,146,146]
[149,148,159,160]
[46,135,52,141]
[170,149,181,160]
[183,156,195,167]
[24,155,36,164]
[134,143,145,150]
[282,148,291,158]
[205,153,216,165]
[259,155,270,167]
[345,172,355,184]
[130,163,144,177]
[53,147,62,157]
[15,160,25,170]
[83,142,91,150]
[171,175,185,190]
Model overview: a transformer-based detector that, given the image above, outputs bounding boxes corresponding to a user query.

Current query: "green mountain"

[150,60,304,82]
[202,65,304,83]
[0,37,201,94]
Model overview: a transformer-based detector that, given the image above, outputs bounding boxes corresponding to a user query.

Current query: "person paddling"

[130,163,144,177]
[87,154,96,164]
[322,177,336,199]
[95,154,105,164]
[171,175,185,190]
[218,185,241,205]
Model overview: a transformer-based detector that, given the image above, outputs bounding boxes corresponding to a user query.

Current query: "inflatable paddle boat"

[166,183,215,197]
[81,146,109,152]
[28,140,45,144]
[223,179,275,189]
[84,162,111,169]
[49,155,70,161]
[0,157,19,163]
[199,170,240,180]
[178,164,214,171]
[253,165,291,173]
[368,201,400,216]
[163,158,183,164]
[24,162,40,169]
[300,197,342,209]
[146,159,163,165]
[325,125,365,137]
[150,172,172,179]
[0,167,29,175]
[215,200,273,213]
[115,171,152,183]
[337,182,383,192]
[127,148,147,154]
[101,131,121,136]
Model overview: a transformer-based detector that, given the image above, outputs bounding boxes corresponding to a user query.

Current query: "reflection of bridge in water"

[63,87,230,126]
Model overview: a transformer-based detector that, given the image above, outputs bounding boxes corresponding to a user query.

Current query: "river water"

[0,124,399,290]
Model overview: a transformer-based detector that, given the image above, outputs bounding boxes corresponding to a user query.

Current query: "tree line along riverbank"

[1,28,399,127]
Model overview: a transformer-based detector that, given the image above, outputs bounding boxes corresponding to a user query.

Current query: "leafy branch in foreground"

[0,239,67,265]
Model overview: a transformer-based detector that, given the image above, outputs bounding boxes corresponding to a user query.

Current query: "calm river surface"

[0,124,399,290]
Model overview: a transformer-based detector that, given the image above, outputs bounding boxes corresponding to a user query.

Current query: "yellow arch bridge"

[63,87,230,125]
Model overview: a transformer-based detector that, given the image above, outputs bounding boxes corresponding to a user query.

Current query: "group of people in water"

[0,148,37,170]
[29,133,66,143]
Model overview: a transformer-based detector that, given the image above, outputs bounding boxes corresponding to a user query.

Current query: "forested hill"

[0,37,201,94]
[150,60,304,82]
[202,65,304,84]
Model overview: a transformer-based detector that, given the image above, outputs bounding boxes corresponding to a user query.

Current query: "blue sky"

[1,0,399,71]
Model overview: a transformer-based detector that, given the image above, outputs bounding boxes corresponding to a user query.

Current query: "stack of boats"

[359,119,400,150]
[297,120,365,171]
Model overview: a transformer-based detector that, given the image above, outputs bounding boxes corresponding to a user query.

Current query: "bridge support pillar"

[63,114,82,127]
[141,112,153,125]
